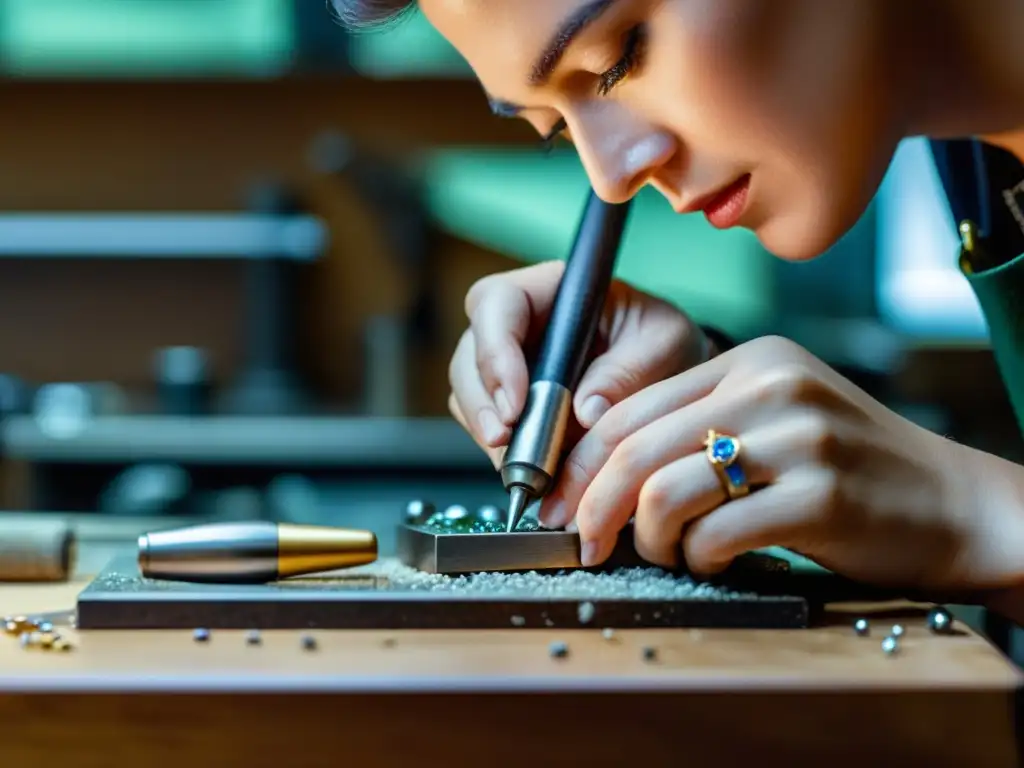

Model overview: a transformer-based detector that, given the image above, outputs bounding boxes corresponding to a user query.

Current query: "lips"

[678,174,752,229]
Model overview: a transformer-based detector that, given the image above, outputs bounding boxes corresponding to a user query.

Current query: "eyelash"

[541,23,647,152]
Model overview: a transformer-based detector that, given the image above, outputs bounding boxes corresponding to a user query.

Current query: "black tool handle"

[532,192,632,389]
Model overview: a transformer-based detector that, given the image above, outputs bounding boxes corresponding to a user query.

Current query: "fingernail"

[493,388,515,423]
[580,540,601,567]
[539,499,569,529]
[578,395,610,428]
[479,408,505,445]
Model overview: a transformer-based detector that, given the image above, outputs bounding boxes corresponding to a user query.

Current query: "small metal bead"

[548,640,569,659]
[38,632,57,649]
[602,628,616,641]
[36,621,54,634]
[442,505,470,522]
[404,500,434,524]
[245,630,262,646]
[476,505,504,525]
[927,607,954,635]
[301,634,317,651]
[382,637,397,648]
[881,636,900,656]
[52,639,73,652]
[890,624,905,638]
[19,632,37,649]
[853,618,870,636]
[193,628,210,643]
[641,646,658,663]
[510,615,526,627]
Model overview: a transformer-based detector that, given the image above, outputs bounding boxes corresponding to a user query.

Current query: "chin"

[752,201,867,262]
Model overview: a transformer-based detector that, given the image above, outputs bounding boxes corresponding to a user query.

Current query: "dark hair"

[329,0,417,30]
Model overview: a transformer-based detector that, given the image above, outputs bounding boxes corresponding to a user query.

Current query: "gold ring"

[703,429,750,500]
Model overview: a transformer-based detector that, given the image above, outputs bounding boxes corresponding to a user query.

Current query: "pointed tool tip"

[506,487,530,533]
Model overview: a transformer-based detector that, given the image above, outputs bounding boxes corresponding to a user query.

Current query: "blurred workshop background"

[0,0,1015,635]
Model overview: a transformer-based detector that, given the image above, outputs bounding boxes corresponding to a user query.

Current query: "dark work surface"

[77,556,809,630]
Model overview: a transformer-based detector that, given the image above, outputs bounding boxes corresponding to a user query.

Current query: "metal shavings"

[301,634,317,651]
[370,561,755,601]
[853,618,870,636]
[19,632,35,648]
[577,601,595,624]
[245,630,262,646]
[7,614,74,652]
[544,618,554,627]
[548,640,569,659]
[890,624,905,638]
[602,628,616,641]
[382,637,397,648]
[510,615,526,627]
[881,636,899,656]
[193,628,210,643]
[641,646,658,663]
[36,621,54,634]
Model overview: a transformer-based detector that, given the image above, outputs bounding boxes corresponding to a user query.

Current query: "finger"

[576,399,835,565]
[539,361,729,530]
[574,296,706,428]
[448,331,510,449]
[466,261,566,424]
[631,430,780,568]
[682,467,830,574]
[448,393,506,470]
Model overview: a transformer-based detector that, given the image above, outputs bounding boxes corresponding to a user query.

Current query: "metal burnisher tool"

[502,190,633,532]
[138,522,377,583]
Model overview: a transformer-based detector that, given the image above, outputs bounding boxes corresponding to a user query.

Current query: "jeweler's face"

[420,0,901,260]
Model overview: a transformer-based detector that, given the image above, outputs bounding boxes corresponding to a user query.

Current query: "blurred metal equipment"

[32,382,125,440]
[154,346,211,416]
[137,521,378,583]
[0,374,32,421]
[220,182,323,416]
[0,209,328,418]
[2,415,486,468]
[310,132,436,415]
[0,213,325,259]
[0,517,75,582]
[99,463,193,517]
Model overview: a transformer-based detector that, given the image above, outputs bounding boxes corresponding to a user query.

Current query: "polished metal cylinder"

[501,381,572,497]
[138,521,378,584]
[0,518,75,582]
[139,521,278,583]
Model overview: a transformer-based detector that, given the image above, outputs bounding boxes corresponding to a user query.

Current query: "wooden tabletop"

[1,574,1021,766]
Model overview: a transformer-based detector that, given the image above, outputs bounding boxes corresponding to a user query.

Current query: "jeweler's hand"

[447,260,709,468]
[541,335,1024,594]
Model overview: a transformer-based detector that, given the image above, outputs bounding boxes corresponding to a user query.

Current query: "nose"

[571,117,677,203]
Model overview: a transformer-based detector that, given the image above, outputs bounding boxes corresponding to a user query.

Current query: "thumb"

[574,304,705,428]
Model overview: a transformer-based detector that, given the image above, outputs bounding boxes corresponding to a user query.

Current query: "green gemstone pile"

[408,502,542,535]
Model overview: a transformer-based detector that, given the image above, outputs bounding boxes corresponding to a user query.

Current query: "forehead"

[420,0,583,98]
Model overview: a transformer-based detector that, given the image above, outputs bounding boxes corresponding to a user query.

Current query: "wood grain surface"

[0,574,1021,765]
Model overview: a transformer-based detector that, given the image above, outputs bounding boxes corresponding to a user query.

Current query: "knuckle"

[754,363,822,406]
[638,470,675,519]
[752,334,804,359]
[607,434,642,477]
[464,275,498,318]
[795,412,841,462]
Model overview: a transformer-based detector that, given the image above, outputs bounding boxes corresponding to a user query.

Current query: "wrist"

[953,446,1024,615]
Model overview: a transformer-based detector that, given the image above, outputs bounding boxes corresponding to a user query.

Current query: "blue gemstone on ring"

[724,463,746,486]
[711,436,736,463]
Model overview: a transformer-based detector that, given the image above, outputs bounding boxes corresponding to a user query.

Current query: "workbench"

[1,559,1022,766]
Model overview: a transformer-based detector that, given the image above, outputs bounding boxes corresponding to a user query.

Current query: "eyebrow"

[529,0,618,86]
[485,0,619,118]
